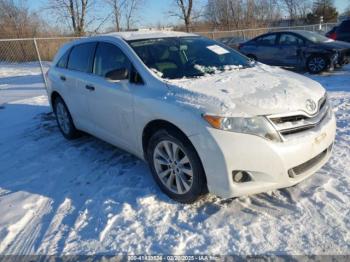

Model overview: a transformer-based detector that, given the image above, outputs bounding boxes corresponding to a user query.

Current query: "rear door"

[65,42,97,132]
[253,33,279,64]
[86,41,135,149]
[275,33,305,66]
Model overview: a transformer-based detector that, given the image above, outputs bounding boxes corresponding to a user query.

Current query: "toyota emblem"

[306,99,317,113]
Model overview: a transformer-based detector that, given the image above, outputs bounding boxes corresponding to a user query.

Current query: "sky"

[29,0,348,31]
[29,0,207,28]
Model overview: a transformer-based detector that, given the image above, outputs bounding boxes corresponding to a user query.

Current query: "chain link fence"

[0,37,80,104]
[195,23,337,39]
[0,23,338,104]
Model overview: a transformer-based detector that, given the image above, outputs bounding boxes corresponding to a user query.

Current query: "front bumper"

[189,111,336,199]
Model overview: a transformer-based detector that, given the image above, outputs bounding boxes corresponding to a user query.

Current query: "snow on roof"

[105,30,198,41]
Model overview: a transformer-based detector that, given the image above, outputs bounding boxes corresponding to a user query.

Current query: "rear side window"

[93,42,131,77]
[256,34,277,45]
[56,49,70,68]
[338,21,350,33]
[67,42,96,73]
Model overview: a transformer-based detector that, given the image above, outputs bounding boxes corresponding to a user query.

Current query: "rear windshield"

[128,37,252,79]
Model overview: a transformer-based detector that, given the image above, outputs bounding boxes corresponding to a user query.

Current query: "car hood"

[164,64,326,117]
[317,40,350,50]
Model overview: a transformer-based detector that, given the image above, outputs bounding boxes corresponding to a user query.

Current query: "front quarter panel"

[131,81,208,160]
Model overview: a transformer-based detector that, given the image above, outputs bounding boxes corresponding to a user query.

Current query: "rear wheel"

[54,96,79,139]
[147,129,207,203]
[307,55,327,74]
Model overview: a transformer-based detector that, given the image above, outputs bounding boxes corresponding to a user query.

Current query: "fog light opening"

[232,171,252,183]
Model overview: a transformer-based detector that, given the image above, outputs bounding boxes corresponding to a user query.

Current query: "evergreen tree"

[307,0,338,23]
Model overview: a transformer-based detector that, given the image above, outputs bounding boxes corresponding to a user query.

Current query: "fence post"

[33,38,48,91]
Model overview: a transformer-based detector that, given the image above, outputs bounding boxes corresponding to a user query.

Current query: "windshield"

[297,31,331,43]
[128,37,252,79]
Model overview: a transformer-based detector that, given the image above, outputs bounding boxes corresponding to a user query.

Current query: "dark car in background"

[326,19,350,43]
[218,36,245,49]
[239,30,350,74]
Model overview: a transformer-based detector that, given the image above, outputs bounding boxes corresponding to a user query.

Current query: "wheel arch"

[246,54,258,61]
[142,119,189,158]
[306,52,331,63]
[50,91,63,111]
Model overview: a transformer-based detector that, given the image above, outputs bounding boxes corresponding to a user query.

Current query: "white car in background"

[47,31,336,203]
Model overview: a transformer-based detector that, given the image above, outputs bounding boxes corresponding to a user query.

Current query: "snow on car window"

[128,37,251,80]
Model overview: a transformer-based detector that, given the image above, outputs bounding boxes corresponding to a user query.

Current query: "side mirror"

[105,68,129,81]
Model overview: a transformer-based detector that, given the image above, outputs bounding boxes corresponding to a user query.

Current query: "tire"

[147,129,207,203]
[247,54,257,61]
[306,55,328,74]
[53,96,79,139]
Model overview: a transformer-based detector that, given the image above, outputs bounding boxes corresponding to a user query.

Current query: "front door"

[275,33,304,67]
[86,41,135,149]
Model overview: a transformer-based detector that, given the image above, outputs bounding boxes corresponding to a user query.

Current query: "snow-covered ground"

[0,64,349,255]
[0,63,48,105]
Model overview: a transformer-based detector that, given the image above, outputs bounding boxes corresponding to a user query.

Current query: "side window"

[56,49,70,68]
[256,34,277,45]
[339,21,350,33]
[93,42,131,77]
[67,42,96,73]
[279,34,304,46]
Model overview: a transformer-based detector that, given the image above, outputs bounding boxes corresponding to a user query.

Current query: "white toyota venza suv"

[47,31,336,203]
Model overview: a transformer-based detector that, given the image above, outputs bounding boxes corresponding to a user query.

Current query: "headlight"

[203,114,281,142]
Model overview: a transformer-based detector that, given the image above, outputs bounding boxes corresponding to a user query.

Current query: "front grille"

[268,95,330,138]
[288,144,332,178]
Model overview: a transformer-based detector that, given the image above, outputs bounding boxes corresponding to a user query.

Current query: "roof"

[264,29,311,34]
[104,30,198,41]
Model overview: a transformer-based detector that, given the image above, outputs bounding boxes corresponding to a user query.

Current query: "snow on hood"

[164,63,326,117]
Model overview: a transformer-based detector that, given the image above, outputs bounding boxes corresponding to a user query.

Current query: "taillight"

[329,32,337,40]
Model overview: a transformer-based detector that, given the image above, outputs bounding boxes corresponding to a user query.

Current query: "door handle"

[85,85,95,91]
[60,75,66,81]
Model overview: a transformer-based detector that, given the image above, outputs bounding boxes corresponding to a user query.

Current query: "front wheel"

[147,129,207,203]
[307,55,328,74]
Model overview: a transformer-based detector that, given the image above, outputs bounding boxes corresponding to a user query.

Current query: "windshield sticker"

[206,45,230,55]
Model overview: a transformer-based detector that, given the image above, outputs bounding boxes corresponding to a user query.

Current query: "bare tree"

[105,0,142,31]
[343,5,350,17]
[170,0,194,32]
[105,0,125,31]
[47,0,96,35]
[281,0,312,25]
[205,0,281,30]
[0,0,42,38]
[124,0,143,30]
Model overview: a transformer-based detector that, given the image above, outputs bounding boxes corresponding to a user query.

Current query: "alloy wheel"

[153,140,193,195]
[308,57,326,73]
[56,102,70,134]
